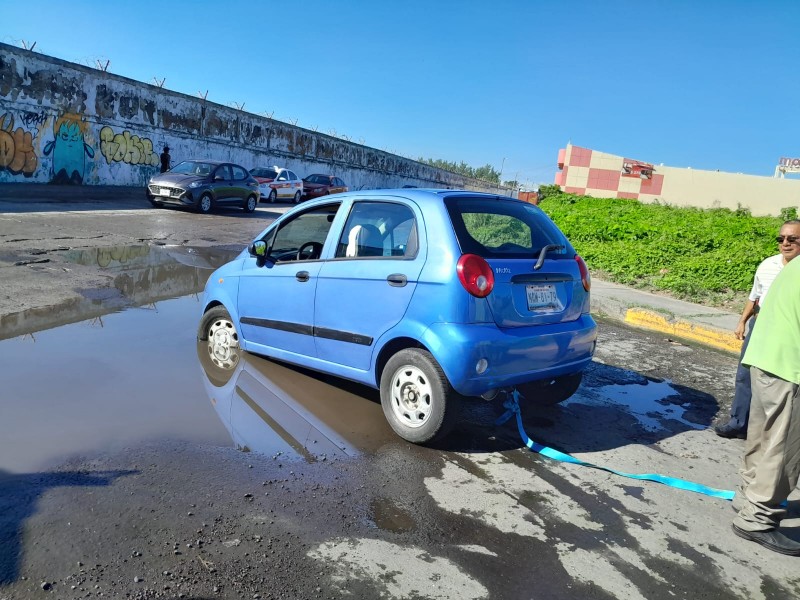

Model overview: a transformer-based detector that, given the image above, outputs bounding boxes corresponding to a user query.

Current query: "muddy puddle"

[1,293,395,474]
[1,244,241,341]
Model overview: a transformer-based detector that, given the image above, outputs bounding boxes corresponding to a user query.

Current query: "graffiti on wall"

[0,113,39,177]
[43,113,95,184]
[99,126,158,167]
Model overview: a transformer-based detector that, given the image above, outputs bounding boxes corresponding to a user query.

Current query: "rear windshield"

[251,168,278,179]
[444,197,568,258]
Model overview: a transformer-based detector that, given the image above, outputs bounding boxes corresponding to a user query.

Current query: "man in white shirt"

[715,220,800,438]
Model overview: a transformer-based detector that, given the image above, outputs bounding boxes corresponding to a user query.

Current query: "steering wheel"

[297,241,323,261]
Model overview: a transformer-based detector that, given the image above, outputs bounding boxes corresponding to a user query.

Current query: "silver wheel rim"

[207,317,239,370]
[294,192,300,204]
[389,365,433,428]
[269,191,276,203]
[247,196,256,211]
[201,196,211,212]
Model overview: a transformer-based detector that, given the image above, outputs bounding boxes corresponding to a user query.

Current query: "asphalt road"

[1,199,799,599]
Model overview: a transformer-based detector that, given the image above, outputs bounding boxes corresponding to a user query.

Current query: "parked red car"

[301,174,348,201]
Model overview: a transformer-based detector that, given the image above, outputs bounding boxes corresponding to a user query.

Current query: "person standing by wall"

[714,220,800,439]
[160,146,171,173]
[731,253,800,555]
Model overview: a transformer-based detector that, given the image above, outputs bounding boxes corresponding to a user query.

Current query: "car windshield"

[251,168,279,179]
[444,197,567,258]
[304,175,324,184]
[171,161,214,176]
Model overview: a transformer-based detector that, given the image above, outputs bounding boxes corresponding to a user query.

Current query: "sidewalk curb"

[590,282,743,355]
[622,307,742,354]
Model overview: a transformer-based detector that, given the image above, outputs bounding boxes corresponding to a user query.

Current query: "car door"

[314,199,425,372]
[230,164,251,202]
[275,171,290,199]
[288,171,302,198]
[212,164,233,202]
[236,202,342,359]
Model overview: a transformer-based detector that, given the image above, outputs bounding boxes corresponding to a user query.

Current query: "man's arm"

[735,299,757,340]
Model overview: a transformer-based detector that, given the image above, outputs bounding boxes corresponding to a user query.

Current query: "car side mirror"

[249,240,273,268]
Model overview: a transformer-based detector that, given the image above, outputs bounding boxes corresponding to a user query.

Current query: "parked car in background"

[249,166,303,203]
[198,189,596,445]
[301,174,348,201]
[147,160,259,213]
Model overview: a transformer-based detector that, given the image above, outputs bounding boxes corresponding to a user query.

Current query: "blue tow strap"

[496,390,735,501]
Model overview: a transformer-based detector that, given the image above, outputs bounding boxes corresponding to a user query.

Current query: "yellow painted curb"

[624,307,742,354]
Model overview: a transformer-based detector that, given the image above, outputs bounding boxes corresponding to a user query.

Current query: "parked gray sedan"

[147,160,260,213]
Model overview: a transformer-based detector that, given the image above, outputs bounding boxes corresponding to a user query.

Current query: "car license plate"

[160,187,171,197]
[526,284,559,310]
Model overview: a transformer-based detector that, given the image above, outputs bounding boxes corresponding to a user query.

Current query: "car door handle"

[296,271,310,282]
[387,274,407,287]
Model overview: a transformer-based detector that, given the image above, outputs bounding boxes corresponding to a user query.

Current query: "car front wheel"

[243,195,257,213]
[268,189,277,203]
[198,306,239,369]
[380,349,459,444]
[197,193,213,214]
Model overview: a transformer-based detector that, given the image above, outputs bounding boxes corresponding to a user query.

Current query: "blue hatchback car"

[198,189,596,444]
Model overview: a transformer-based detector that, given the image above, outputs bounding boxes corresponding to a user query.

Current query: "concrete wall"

[555,144,800,217]
[0,43,508,194]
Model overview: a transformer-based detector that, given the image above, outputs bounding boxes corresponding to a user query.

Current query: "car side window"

[288,171,297,181]
[265,203,341,263]
[232,165,247,180]
[214,165,231,180]
[335,201,417,259]
[277,172,287,181]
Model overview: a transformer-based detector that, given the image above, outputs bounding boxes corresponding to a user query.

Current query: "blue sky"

[3,0,799,188]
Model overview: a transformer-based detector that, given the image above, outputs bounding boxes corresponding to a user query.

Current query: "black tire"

[380,348,459,444]
[197,193,213,214]
[516,372,583,406]
[243,195,257,213]
[198,305,238,343]
[268,189,277,203]
[293,191,301,204]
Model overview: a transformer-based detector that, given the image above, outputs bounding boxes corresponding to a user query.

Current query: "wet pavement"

[3,223,800,597]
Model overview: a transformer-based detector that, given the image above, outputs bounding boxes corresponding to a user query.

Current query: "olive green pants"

[733,367,800,532]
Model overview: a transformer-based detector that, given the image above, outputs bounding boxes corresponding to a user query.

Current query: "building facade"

[555,144,800,217]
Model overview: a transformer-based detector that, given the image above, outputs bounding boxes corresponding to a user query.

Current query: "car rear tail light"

[575,255,591,291]
[457,254,494,298]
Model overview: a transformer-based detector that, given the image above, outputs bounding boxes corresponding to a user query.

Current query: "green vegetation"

[538,192,793,307]
[418,158,501,184]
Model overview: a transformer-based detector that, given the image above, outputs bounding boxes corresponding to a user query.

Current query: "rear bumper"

[423,315,597,396]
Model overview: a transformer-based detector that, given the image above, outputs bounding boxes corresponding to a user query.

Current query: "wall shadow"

[0,469,137,585]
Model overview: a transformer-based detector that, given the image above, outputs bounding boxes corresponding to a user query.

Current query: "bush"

[538,193,783,305]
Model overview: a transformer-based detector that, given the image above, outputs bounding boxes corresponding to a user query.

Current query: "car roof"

[301,188,519,210]
[184,159,225,165]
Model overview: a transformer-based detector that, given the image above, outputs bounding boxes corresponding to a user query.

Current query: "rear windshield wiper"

[533,244,565,270]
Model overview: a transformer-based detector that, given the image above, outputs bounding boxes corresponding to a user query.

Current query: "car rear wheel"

[268,189,277,203]
[293,191,301,204]
[516,372,583,406]
[380,349,459,444]
[198,306,239,371]
[243,195,257,213]
[197,193,213,214]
